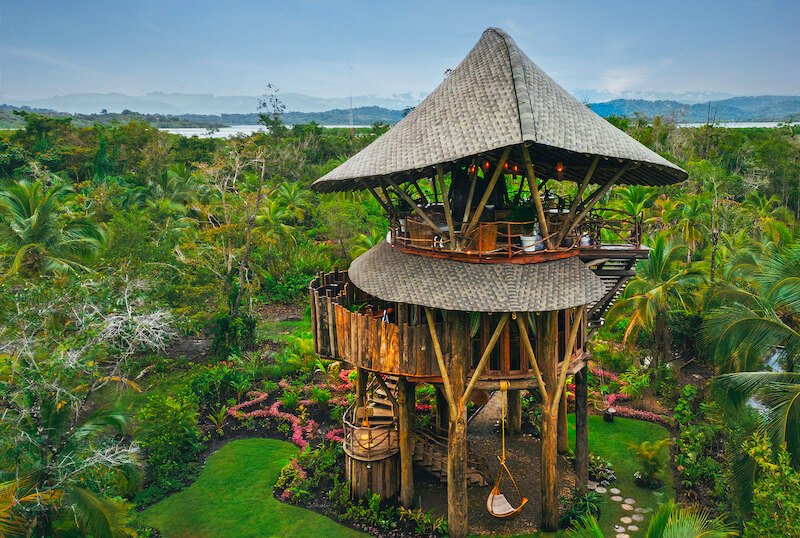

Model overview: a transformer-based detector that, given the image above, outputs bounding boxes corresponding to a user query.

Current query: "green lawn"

[568,415,674,537]
[138,438,363,538]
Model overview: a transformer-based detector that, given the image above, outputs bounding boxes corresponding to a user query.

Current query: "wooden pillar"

[507,389,522,434]
[575,365,589,494]
[398,376,415,507]
[435,386,449,434]
[540,310,560,532]
[447,312,469,538]
[356,367,368,408]
[558,385,569,453]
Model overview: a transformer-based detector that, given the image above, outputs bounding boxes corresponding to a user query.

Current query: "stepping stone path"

[614,526,625,533]
[616,534,630,538]
[587,480,598,490]
[611,495,623,502]
[628,525,639,532]
[594,486,607,494]
[610,487,621,494]
[590,479,646,534]
[635,507,646,513]
[624,498,636,504]
[621,503,634,511]
[632,514,645,522]
[620,516,632,524]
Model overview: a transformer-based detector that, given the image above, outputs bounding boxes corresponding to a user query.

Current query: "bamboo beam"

[521,145,552,249]
[461,168,478,225]
[363,182,394,216]
[464,147,511,237]
[575,365,589,493]
[436,164,457,250]
[551,305,585,412]
[386,178,442,238]
[556,156,599,245]
[424,307,455,408]
[565,163,636,240]
[463,313,509,402]
[410,179,428,205]
[517,313,548,404]
[374,374,399,414]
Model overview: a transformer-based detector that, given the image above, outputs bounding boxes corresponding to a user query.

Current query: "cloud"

[1,46,100,77]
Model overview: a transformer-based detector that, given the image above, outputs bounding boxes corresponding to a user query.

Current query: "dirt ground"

[416,392,575,535]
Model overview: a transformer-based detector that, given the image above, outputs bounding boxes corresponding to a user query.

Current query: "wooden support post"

[446,312,469,538]
[539,310,560,531]
[558,386,569,453]
[462,168,478,225]
[563,163,635,240]
[386,178,442,238]
[356,367,368,408]
[556,156,599,245]
[521,145,552,249]
[575,365,589,494]
[507,389,522,434]
[398,376,415,507]
[436,164,457,250]
[464,147,511,238]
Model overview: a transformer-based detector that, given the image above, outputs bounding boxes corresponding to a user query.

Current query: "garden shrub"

[674,384,724,493]
[588,453,616,485]
[280,388,301,411]
[743,433,800,538]
[630,439,670,489]
[135,394,203,504]
[619,366,651,398]
[559,489,601,529]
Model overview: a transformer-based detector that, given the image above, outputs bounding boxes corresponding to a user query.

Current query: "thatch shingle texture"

[313,28,687,192]
[348,241,605,312]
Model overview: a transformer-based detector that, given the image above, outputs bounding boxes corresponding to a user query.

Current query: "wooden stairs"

[580,252,644,333]
[355,375,488,487]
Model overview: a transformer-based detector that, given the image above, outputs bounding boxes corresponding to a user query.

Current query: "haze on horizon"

[1,0,798,111]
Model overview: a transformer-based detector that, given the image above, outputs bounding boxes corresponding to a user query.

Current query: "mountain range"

[2,95,798,129]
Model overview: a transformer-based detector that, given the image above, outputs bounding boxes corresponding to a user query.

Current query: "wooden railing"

[342,405,399,461]
[389,208,643,262]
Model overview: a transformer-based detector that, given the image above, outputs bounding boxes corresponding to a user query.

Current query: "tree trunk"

[575,365,589,494]
[508,389,522,434]
[447,312,469,538]
[540,310,560,531]
[398,376,415,507]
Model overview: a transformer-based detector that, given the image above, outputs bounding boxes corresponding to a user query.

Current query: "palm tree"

[741,192,794,247]
[668,194,711,262]
[707,242,800,463]
[0,179,106,276]
[274,182,313,224]
[613,185,656,218]
[350,230,385,258]
[609,233,706,375]
[567,501,733,537]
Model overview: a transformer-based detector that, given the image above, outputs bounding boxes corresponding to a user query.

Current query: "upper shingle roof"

[313,28,687,192]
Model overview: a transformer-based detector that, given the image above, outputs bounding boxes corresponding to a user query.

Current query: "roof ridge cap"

[488,28,536,141]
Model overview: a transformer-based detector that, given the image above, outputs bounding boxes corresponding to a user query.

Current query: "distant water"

[677,121,785,128]
[161,124,370,138]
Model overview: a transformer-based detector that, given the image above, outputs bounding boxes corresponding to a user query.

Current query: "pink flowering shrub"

[227,392,317,449]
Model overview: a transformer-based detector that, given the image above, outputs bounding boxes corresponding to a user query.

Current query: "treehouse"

[309,28,686,535]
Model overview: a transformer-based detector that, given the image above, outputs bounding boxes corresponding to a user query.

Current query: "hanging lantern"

[512,164,519,175]
[503,162,509,171]
[469,164,476,174]
[556,162,564,180]
[483,160,490,171]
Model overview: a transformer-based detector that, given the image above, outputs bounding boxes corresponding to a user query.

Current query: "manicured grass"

[568,414,674,537]
[507,415,674,538]
[138,438,363,538]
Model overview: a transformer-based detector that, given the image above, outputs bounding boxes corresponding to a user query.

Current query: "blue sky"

[1,0,798,101]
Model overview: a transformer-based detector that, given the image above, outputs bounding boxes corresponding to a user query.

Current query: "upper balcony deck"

[390,205,647,264]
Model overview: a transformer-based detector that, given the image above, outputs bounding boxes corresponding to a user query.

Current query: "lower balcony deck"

[310,270,587,386]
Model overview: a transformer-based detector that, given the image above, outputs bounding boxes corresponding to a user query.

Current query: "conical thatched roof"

[313,28,687,193]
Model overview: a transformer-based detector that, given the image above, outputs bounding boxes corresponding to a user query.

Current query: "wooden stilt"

[356,367,368,408]
[521,145,552,249]
[575,365,589,494]
[398,376,415,507]
[539,310,559,531]
[507,389,522,434]
[446,312,468,538]
[464,147,511,237]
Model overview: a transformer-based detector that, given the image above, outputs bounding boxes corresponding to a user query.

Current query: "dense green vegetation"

[0,102,798,537]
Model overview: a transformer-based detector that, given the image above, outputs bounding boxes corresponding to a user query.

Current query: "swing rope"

[486,381,527,519]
